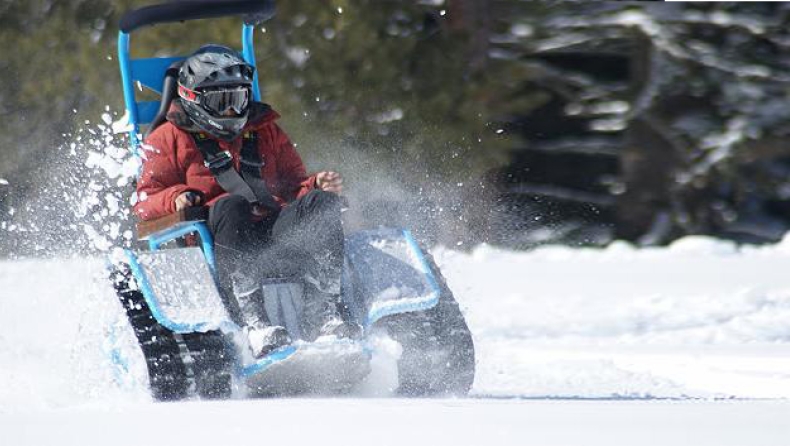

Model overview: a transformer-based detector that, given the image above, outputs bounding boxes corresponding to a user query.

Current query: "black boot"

[244,323,291,358]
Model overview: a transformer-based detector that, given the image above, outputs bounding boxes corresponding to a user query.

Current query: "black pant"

[207,191,345,323]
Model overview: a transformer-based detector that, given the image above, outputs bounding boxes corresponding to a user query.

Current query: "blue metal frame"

[363,229,442,327]
[239,346,298,377]
[145,221,217,274]
[125,249,219,334]
[242,24,262,101]
[118,32,140,154]
[238,339,371,379]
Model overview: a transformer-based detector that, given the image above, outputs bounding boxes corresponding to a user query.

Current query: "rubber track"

[181,331,234,399]
[367,247,476,396]
[110,265,233,400]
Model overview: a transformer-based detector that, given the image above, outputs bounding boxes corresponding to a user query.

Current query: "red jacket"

[134,103,317,221]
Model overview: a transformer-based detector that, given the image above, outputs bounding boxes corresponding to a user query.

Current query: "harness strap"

[238,132,279,210]
[192,132,279,211]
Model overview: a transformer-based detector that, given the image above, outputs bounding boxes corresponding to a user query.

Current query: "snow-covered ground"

[2,236,790,445]
[437,236,790,400]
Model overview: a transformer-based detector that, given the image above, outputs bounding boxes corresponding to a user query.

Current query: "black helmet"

[177,44,255,140]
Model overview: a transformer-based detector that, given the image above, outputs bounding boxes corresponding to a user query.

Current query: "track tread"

[377,248,476,396]
[111,265,233,401]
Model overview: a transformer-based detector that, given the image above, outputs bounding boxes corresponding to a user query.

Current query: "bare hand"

[316,171,343,194]
[174,191,201,211]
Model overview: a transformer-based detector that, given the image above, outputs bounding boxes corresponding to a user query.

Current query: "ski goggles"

[179,85,251,116]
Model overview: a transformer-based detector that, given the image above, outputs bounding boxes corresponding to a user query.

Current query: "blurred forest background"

[2,0,790,257]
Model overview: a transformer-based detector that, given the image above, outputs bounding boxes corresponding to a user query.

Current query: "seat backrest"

[143,61,183,140]
[126,56,186,128]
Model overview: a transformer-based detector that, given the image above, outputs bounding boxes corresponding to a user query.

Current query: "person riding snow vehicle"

[133,44,360,358]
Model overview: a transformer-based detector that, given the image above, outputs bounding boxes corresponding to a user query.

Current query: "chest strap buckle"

[204,150,233,170]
